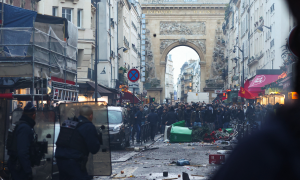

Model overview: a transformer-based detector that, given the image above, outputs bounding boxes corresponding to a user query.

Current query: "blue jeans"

[133,124,141,141]
[56,158,92,180]
[194,122,202,127]
[223,122,229,129]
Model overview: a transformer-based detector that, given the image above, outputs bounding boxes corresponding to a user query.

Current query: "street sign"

[128,83,139,88]
[127,69,140,82]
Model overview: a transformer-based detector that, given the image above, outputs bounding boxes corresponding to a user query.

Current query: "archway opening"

[164,46,200,103]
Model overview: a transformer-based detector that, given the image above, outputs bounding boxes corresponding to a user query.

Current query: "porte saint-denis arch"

[141,0,228,103]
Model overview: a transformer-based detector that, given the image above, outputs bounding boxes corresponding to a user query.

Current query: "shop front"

[257,87,285,105]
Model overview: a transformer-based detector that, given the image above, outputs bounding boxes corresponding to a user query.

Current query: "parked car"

[108,106,131,149]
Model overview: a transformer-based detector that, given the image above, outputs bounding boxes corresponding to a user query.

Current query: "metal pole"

[95,2,98,102]
[32,21,35,103]
[242,45,245,103]
[133,88,135,107]
[41,68,43,110]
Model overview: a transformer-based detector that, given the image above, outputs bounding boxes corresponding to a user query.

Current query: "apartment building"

[165,54,174,101]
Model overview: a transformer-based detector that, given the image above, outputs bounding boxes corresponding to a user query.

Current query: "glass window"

[108,111,122,124]
[52,7,58,16]
[62,8,73,22]
[77,9,82,28]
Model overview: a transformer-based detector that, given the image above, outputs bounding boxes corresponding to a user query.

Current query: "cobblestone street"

[95,135,227,180]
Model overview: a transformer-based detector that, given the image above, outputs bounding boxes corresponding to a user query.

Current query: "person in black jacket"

[184,106,193,127]
[7,102,36,180]
[165,106,178,126]
[55,105,100,180]
[223,108,231,128]
[160,109,168,134]
[126,106,135,143]
[147,107,159,141]
[237,108,245,123]
[134,106,143,142]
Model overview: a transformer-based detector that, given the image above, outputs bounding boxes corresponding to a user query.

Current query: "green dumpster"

[170,126,192,143]
[172,120,185,127]
[223,128,233,134]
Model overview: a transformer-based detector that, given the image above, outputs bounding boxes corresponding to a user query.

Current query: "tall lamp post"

[233,45,245,102]
[94,0,99,102]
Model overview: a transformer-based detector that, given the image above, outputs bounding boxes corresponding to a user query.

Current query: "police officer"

[184,105,193,127]
[177,105,185,121]
[55,105,100,180]
[147,106,159,141]
[7,102,36,180]
[160,108,168,134]
[126,106,135,144]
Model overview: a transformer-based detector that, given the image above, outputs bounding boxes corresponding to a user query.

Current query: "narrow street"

[95,135,228,180]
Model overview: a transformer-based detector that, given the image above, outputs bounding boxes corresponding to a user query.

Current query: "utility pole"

[94,1,99,102]
[234,45,245,103]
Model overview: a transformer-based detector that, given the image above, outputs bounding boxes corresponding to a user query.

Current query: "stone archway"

[141,1,227,103]
[159,39,207,102]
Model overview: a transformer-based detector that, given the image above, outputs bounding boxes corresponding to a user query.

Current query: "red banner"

[238,87,256,99]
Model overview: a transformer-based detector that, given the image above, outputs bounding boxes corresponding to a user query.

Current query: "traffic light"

[150,97,155,103]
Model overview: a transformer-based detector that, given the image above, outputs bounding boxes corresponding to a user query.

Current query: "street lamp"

[233,45,245,102]
[118,47,129,53]
[256,25,272,33]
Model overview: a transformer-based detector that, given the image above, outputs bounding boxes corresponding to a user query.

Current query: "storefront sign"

[214,90,224,94]
[288,92,299,100]
[265,87,282,95]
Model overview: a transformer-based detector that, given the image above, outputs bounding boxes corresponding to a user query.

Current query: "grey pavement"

[94,136,228,180]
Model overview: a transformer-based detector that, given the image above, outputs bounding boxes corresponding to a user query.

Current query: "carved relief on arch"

[160,39,177,54]
[189,40,206,54]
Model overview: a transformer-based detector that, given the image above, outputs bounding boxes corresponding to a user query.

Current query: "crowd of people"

[124,101,282,143]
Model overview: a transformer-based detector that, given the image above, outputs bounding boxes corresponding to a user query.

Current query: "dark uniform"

[7,102,36,180]
[166,107,178,125]
[147,109,159,140]
[177,106,185,121]
[161,110,168,134]
[55,114,100,180]
[184,107,192,127]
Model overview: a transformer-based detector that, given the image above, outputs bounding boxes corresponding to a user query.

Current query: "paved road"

[95,136,226,180]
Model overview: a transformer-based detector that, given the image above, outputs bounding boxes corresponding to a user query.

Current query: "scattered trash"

[185,164,207,167]
[217,150,232,154]
[191,175,205,177]
[209,154,225,164]
[142,147,159,152]
[178,174,181,178]
[176,159,190,166]
[163,171,168,177]
[134,147,140,152]
[121,171,124,174]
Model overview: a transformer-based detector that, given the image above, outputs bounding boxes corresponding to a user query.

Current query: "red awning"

[244,79,259,97]
[248,75,279,93]
[121,91,141,104]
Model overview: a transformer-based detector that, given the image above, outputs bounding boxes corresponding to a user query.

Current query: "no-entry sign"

[127,69,140,82]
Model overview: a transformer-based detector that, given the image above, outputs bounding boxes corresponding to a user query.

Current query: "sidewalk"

[111,134,163,163]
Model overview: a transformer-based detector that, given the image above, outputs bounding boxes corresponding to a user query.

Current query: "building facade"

[118,0,143,94]
[223,0,296,102]
[165,54,174,101]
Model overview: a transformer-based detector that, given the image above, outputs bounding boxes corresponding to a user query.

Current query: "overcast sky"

[168,46,199,84]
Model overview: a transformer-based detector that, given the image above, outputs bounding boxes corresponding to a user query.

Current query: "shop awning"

[248,75,279,93]
[87,82,114,94]
[121,91,141,104]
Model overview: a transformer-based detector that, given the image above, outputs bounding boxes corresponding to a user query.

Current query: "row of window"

[132,21,137,32]
[53,7,83,28]
[270,39,275,48]
[270,3,275,13]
